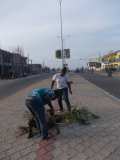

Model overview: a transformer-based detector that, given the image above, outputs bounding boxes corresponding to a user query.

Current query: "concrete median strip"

[1,74,120,160]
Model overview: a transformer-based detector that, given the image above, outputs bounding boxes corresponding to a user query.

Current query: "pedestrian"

[25,88,56,140]
[51,67,72,112]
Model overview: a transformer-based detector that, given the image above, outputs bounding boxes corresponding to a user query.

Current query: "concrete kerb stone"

[80,75,120,104]
[86,72,120,103]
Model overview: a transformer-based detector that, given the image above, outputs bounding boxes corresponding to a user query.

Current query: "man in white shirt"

[51,67,72,112]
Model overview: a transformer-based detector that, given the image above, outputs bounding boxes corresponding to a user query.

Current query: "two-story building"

[102,50,120,70]
[0,49,27,78]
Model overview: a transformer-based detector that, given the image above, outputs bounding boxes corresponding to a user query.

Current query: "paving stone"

[1,74,120,160]
[70,153,87,160]
[10,152,21,160]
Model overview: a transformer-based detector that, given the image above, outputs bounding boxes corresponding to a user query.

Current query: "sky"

[0,0,120,69]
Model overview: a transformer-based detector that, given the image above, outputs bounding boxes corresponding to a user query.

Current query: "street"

[81,72,120,99]
[0,73,52,100]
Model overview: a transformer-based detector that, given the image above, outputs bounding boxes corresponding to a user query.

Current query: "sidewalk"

[0,74,120,160]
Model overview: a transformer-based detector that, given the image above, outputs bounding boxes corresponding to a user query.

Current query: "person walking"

[51,67,72,112]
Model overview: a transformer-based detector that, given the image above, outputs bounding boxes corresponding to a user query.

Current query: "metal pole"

[30,59,33,74]
[0,53,4,78]
[27,54,29,74]
[59,0,64,68]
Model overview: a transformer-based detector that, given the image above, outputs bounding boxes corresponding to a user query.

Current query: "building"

[10,53,28,77]
[0,48,27,78]
[87,62,101,71]
[0,49,10,78]
[102,50,120,70]
[28,64,42,74]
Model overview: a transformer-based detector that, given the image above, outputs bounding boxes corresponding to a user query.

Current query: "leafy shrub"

[63,107,99,125]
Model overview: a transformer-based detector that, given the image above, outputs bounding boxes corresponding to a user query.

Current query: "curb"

[102,89,120,103]
[81,75,120,103]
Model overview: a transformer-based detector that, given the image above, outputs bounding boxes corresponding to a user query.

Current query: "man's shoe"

[42,136,50,140]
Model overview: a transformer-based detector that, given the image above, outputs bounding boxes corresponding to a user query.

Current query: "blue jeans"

[25,97,48,138]
[57,88,71,111]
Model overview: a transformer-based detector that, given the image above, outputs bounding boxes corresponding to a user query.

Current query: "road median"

[1,74,120,160]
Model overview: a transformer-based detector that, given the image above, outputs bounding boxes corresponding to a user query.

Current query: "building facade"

[87,62,101,71]
[102,50,120,70]
[0,49,27,78]
[28,64,42,74]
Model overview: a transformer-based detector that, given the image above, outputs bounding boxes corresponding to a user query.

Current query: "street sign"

[64,49,70,58]
[55,49,70,59]
[55,50,62,59]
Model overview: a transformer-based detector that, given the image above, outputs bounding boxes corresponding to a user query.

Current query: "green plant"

[62,107,100,125]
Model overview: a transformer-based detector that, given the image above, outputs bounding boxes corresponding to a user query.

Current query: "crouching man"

[25,88,56,140]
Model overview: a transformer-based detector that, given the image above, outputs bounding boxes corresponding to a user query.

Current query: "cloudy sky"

[0,0,120,68]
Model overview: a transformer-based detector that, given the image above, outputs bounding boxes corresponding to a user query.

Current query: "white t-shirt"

[52,73,69,89]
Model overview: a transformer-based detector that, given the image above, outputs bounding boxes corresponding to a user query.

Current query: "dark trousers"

[25,97,48,138]
[57,88,71,111]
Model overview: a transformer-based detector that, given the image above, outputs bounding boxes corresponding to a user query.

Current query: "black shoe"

[27,134,33,139]
[42,136,50,140]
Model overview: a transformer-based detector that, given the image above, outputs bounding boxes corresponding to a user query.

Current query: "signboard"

[55,50,61,59]
[55,49,70,59]
[88,62,101,68]
[64,49,70,58]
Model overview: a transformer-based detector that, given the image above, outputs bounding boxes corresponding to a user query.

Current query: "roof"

[0,48,27,59]
[103,50,120,58]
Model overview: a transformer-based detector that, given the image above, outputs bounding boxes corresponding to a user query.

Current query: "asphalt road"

[0,73,52,100]
[81,72,120,99]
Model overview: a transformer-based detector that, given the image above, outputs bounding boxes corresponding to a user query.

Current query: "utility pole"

[0,53,4,78]
[59,0,65,67]
[30,59,32,74]
[27,54,29,74]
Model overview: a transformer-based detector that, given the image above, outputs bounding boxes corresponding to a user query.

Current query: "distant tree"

[13,46,24,56]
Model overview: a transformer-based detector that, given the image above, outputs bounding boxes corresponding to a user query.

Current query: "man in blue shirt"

[25,88,57,140]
